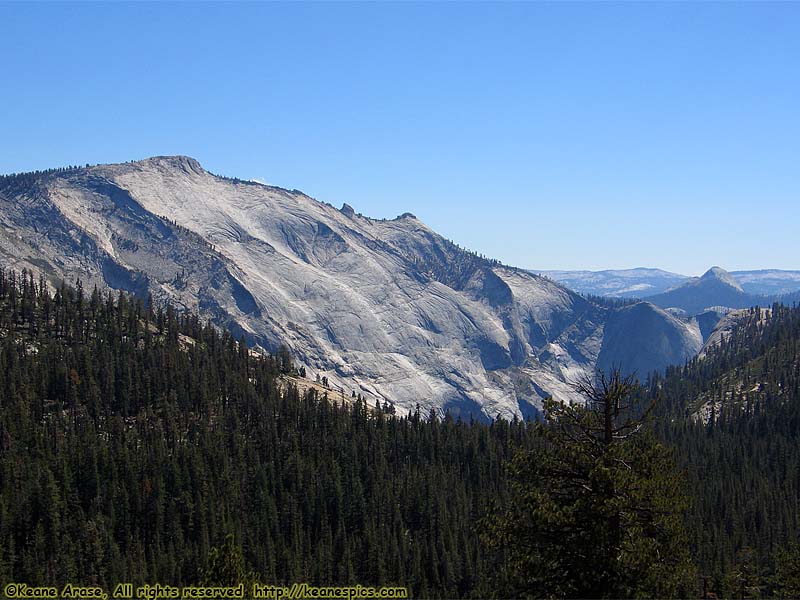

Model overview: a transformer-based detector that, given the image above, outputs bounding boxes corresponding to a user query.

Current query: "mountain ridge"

[538,266,800,299]
[0,155,706,419]
[648,266,765,315]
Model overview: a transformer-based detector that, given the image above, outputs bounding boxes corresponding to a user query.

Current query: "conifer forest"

[1,269,799,598]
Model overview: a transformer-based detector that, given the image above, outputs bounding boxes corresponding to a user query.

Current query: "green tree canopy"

[484,370,696,598]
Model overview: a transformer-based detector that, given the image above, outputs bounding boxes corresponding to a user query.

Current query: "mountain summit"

[0,156,704,418]
[648,266,755,314]
[701,266,744,292]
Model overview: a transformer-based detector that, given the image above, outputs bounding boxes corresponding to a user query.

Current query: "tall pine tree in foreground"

[484,370,696,598]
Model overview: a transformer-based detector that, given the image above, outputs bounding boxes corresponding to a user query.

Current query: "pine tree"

[483,369,696,598]
[200,534,254,587]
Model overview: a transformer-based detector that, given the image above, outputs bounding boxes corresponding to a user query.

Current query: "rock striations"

[0,156,705,419]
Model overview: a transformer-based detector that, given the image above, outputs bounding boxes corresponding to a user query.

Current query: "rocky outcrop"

[597,302,702,378]
[0,156,704,419]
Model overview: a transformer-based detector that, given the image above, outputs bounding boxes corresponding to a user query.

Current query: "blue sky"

[2,2,798,275]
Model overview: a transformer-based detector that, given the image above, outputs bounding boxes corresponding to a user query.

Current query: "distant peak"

[701,266,743,291]
[702,266,729,280]
[703,266,727,277]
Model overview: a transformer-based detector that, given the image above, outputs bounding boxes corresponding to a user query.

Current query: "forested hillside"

[650,304,800,596]
[0,269,533,597]
[2,268,800,598]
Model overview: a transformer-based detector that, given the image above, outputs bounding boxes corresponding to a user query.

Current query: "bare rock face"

[597,302,703,378]
[0,156,702,419]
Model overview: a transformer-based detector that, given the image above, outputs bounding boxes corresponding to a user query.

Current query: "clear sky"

[2,2,798,276]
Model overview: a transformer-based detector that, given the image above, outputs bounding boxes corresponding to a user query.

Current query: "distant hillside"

[732,269,800,295]
[647,267,765,314]
[535,267,687,298]
[539,267,800,300]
